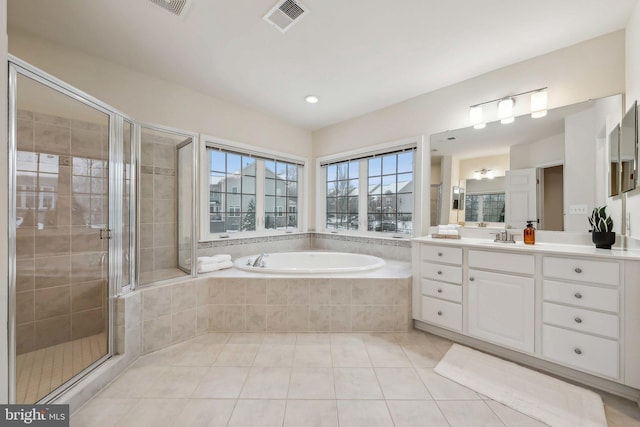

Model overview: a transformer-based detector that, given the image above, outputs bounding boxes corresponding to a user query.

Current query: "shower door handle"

[100,228,112,240]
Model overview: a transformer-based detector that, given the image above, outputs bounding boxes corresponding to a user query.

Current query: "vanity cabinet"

[419,245,463,331]
[541,256,621,379]
[412,237,640,392]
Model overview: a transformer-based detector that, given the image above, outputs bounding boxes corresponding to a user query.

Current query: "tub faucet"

[252,253,268,267]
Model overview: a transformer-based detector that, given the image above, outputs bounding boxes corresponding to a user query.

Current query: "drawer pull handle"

[574,267,582,274]
[574,292,583,299]
[574,317,582,324]
[437,288,443,293]
[469,277,475,282]
[437,271,442,275]
[574,348,582,355]
[437,310,443,316]
[437,252,443,257]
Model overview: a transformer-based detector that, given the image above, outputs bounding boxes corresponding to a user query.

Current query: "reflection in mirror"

[609,124,620,197]
[452,186,464,210]
[430,94,623,233]
[620,101,637,193]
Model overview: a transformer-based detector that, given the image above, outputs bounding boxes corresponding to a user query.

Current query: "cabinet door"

[468,269,535,353]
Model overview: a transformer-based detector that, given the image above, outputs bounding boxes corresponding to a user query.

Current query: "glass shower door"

[11,67,112,403]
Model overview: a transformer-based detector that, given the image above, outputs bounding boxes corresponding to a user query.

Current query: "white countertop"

[412,236,640,260]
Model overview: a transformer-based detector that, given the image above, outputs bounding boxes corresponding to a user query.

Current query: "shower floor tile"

[70,330,640,427]
[16,332,107,404]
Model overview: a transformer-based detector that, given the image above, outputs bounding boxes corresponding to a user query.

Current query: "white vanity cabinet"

[542,256,621,379]
[412,237,640,394]
[419,245,463,331]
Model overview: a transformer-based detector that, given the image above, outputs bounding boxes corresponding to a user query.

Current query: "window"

[203,141,305,238]
[465,193,505,223]
[322,146,416,235]
[265,160,299,229]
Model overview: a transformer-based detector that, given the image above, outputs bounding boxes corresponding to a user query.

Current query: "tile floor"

[71,330,640,427]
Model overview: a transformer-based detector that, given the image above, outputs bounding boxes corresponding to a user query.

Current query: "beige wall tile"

[373,306,395,331]
[139,198,154,224]
[288,280,309,305]
[309,305,331,332]
[352,281,373,305]
[139,224,154,249]
[17,119,34,151]
[35,314,70,349]
[16,258,35,292]
[393,306,410,332]
[70,128,102,159]
[331,281,352,305]
[266,306,287,332]
[154,199,175,223]
[35,229,70,257]
[35,285,70,320]
[209,305,225,331]
[373,281,395,305]
[143,286,172,320]
[143,315,172,353]
[71,227,102,253]
[267,280,287,304]
[71,252,105,284]
[154,245,177,270]
[196,305,209,335]
[172,309,196,343]
[209,279,225,304]
[246,305,267,332]
[71,280,104,312]
[154,223,176,247]
[331,306,352,332]
[287,305,309,332]
[196,281,209,306]
[16,323,36,355]
[309,281,330,304]
[246,281,267,304]
[72,308,105,340]
[16,230,34,259]
[225,279,246,304]
[224,305,246,332]
[154,174,176,200]
[139,248,154,273]
[172,282,196,312]
[34,123,70,156]
[154,143,176,169]
[16,291,34,325]
[351,305,373,332]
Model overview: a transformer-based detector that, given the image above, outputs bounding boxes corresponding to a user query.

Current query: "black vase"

[592,231,616,249]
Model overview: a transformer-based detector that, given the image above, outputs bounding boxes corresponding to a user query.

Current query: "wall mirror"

[452,186,464,210]
[620,101,637,193]
[431,94,623,232]
[609,124,620,197]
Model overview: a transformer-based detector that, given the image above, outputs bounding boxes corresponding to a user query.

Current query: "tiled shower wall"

[139,133,177,276]
[15,110,109,354]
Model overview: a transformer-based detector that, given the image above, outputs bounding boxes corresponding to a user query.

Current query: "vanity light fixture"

[474,169,494,180]
[530,89,548,118]
[469,86,548,128]
[305,95,319,104]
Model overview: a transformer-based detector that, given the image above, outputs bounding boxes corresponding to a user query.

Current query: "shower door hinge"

[100,228,112,240]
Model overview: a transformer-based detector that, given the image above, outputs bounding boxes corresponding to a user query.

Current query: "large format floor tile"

[71,330,640,427]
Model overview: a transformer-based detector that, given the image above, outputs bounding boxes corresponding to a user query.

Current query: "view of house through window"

[207,146,302,235]
[324,149,415,234]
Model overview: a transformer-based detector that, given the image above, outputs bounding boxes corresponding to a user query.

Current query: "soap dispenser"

[524,220,536,245]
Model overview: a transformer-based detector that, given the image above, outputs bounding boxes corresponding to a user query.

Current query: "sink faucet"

[492,230,516,243]
[252,253,268,267]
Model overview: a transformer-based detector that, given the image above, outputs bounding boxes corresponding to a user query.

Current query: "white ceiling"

[7,0,637,130]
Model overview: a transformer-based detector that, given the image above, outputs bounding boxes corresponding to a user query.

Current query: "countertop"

[412,236,640,260]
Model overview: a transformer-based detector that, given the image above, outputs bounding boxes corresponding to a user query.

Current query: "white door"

[505,168,537,230]
[468,269,535,353]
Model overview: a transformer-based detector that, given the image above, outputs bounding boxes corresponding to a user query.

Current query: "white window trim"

[315,136,424,238]
[199,134,308,241]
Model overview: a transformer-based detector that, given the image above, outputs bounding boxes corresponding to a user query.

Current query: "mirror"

[431,94,622,232]
[609,124,620,197]
[452,186,464,210]
[620,101,637,193]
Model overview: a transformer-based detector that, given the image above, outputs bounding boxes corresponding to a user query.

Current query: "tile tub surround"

[70,330,640,426]
[139,260,411,353]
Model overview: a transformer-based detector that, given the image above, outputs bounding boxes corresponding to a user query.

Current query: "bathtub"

[234,251,385,274]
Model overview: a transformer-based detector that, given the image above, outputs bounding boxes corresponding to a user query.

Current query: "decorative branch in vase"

[588,206,615,249]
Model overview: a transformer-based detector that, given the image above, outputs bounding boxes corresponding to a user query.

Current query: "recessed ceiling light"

[305,95,319,104]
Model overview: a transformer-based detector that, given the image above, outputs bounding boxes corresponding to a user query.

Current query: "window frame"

[315,137,423,238]
[199,135,308,241]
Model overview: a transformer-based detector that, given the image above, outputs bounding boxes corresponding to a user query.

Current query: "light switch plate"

[569,204,588,215]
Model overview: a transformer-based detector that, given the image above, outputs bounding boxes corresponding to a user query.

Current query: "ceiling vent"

[263,0,309,33]
[148,0,193,18]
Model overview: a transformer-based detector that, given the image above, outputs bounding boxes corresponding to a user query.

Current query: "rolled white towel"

[198,260,233,274]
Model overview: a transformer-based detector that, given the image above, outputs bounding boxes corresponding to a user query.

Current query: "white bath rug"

[434,344,608,427]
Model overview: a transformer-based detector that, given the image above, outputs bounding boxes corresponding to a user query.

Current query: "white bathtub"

[234,251,385,274]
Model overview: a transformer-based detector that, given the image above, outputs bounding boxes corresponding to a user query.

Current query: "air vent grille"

[263,0,309,33]
[148,0,192,17]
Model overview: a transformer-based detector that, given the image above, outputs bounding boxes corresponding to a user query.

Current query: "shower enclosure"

[8,58,196,403]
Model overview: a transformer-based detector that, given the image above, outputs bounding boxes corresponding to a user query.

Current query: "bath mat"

[434,344,607,427]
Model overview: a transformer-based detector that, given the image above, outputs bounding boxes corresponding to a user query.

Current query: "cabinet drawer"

[469,250,534,275]
[543,325,619,379]
[422,263,462,284]
[543,302,619,339]
[422,245,462,265]
[421,279,462,303]
[421,296,462,331]
[543,280,619,313]
[543,256,620,286]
